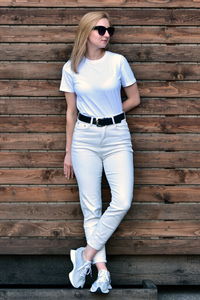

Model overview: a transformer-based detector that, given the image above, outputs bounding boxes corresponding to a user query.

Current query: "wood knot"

[52,230,60,237]
[177,73,184,80]
[173,72,184,80]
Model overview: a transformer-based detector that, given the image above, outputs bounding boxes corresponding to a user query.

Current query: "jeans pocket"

[75,120,91,129]
[116,119,129,129]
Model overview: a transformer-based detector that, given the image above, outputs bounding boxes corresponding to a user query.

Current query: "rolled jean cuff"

[92,259,107,265]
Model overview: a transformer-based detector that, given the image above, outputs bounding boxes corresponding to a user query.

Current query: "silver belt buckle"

[96,118,101,127]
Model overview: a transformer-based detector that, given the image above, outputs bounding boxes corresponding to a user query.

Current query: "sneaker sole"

[69,249,81,288]
[90,287,109,294]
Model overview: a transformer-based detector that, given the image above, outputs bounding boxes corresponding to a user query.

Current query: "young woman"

[60,11,140,294]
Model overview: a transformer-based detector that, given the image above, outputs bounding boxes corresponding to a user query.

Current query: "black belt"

[78,112,125,127]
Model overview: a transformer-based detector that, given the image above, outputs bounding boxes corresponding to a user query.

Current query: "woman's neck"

[85,49,105,60]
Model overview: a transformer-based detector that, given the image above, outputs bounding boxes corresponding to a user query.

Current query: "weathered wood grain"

[132,98,200,114]
[0,185,80,202]
[1,80,200,97]
[0,220,200,237]
[0,43,71,61]
[134,185,200,203]
[1,151,200,168]
[1,133,200,151]
[0,97,66,113]
[134,133,200,151]
[138,81,200,98]
[1,0,200,8]
[0,168,200,184]
[129,116,200,133]
[0,254,200,286]
[1,97,200,115]
[0,238,200,255]
[1,26,200,43]
[1,115,200,133]
[1,185,199,203]
[1,44,200,62]
[1,62,200,80]
[1,8,200,26]
[0,203,200,220]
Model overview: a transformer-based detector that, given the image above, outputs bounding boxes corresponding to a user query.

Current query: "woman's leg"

[71,147,107,265]
[86,149,134,251]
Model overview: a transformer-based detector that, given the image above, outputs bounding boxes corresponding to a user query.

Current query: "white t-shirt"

[59,50,136,118]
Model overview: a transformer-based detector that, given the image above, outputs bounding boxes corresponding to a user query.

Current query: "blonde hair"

[70,11,111,73]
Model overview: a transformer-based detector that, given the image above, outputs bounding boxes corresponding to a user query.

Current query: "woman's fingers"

[64,162,74,180]
[64,153,74,180]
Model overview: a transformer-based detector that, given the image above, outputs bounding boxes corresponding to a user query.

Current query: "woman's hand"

[64,152,74,180]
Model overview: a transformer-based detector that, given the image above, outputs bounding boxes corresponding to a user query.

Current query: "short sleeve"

[120,55,136,87]
[59,63,75,93]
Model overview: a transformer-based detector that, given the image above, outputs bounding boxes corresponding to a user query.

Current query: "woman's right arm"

[63,92,77,180]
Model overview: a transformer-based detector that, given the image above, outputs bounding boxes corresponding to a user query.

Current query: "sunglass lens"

[98,26,106,36]
[108,27,115,36]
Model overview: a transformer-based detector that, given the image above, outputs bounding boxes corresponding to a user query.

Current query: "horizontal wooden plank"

[134,152,200,168]
[0,97,66,113]
[0,238,200,255]
[1,80,200,97]
[134,185,200,203]
[0,43,71,61]
[1,8,200,25]
[1,44,200,62]
[133,98,200,114]
[138,81,200,98]
[1,133,199,151]
[1,115,200,133]
[1,97,200,115]
[0,62,62,79]
[0,185,80,202]
[0,116,66,132]
[0,220,200,237]
[1,185,200,204]
[0,26,73,43]
[1,62,200,80]
[132,63,200,81]
[129,116,200,133]
[115,44,200,62]
[0,255,199,287]
[0,133,66,150]
[0,203,199,220]
[1,151,200,168]
[116,27,200,44]
[1,0,200,8]
[1,25,200,43]
[134,133,200,151]
[0,80,59,96]
[0,168,200,184]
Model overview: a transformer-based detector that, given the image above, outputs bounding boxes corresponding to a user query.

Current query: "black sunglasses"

[92,26,115,37]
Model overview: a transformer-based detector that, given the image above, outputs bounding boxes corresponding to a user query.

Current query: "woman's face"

[87,18,111,50]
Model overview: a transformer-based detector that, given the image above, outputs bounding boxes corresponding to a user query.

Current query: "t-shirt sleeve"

[120,55,136,87]
[59,64,75,93]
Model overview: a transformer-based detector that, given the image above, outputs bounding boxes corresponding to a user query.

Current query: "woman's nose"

[104,30,110,37]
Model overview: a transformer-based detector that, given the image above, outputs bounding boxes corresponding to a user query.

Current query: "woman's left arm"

[122,82,140,113]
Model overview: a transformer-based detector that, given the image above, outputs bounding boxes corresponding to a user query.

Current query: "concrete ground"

[158,286,200,300]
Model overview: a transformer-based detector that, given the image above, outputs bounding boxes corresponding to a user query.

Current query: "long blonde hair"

[70,11,111,73]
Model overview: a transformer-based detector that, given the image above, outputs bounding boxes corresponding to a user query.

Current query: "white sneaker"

[69,247,92,288]
[90,269,112,294]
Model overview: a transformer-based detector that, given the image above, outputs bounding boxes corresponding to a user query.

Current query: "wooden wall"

[0,0,200,256]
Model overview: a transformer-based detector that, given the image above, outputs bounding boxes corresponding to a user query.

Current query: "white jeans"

[71,118,134,264]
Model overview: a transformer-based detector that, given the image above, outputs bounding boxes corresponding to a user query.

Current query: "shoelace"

[78,261,92,279]
[97,270,110,283]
